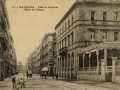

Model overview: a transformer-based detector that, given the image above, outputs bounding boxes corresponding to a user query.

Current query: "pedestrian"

[22,74,26,88]
[56,72,58,80]
[11,73,16,89]
[53,73,54,79]
[16,74,21,90]
[1,73,4,81]
[45,72,47,79]
[40,73,43,78]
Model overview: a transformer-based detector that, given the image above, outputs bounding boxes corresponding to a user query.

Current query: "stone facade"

[55,0,120,79]
[40,33,56,76]
[28,32,56,75]
[0,0,17,80]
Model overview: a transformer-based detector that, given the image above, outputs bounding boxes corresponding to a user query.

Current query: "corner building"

[55,0,120,79]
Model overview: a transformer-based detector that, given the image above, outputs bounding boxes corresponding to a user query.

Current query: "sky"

[6,0,76,65]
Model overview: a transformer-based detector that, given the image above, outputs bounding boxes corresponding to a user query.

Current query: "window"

[58,31,59,36]
[114,32,118,41]
[62,39,63,48]
[71,32,74,44]
[65,23,66,30]
[65,37,66,47]
[71,15,74,24]
[60,29,61,35]
[68,35,70,45]
[114,12,118,21]
[59,42,61,49]
[91,12,95,20]
[90,31,95,40]
[62,26,64,32]
[103,12,107,21]
[68,19,70,27]
[102,31,107,39]
[60,41,61,49]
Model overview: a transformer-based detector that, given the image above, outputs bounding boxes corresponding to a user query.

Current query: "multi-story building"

[32,46,40,74]
[0,0,17,80]
[17,61,23,73]
[26,56,32,71]
[28,32,56,76]
[9,34,17,75]
[40,33,56,76]
[27,44,40,74]
[55,0,120,81]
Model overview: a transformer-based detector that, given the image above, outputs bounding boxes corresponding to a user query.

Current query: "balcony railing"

[59,47,67,55]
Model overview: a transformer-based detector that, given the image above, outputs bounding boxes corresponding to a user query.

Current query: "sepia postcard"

[0,0,120,90]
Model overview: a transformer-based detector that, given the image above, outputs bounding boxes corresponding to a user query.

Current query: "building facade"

[27,32,56,76]
[26,56,32,71]
[55,0,120,79]
[28,45,40,74]
[40,33,56,76]
[0,0,17,80]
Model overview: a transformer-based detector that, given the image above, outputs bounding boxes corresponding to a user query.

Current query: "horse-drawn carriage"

[40,67,48,79]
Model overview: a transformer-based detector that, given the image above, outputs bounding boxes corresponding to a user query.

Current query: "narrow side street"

[0,74,117,90]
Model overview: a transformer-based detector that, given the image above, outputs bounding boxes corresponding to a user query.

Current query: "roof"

[77,41,120,54]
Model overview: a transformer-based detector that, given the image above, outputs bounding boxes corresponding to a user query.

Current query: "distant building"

[26,57,32,71]
[17,61,23,73]
[55,0,120,82]
[26,45,40,74]
[27,32,56,75]
[40,33,56,76]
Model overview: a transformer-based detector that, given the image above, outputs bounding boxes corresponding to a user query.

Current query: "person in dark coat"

[11,73,16,88]
[56,72,58,80]
[53,73,54,79]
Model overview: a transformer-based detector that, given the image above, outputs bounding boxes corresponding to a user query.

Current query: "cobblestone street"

[0,74,119,90]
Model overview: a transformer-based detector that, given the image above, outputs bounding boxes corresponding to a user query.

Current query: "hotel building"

[55,0,120,82]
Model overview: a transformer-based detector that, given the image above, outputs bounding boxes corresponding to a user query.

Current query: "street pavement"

[0,74,119,90]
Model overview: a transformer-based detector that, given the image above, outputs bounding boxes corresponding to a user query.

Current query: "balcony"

[59,47,67,55]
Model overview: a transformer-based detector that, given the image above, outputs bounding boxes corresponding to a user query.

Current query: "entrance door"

[106,66,112,82]
[106,57,112,82]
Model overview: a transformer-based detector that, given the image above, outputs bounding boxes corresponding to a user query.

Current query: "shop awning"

[41,67,48,71]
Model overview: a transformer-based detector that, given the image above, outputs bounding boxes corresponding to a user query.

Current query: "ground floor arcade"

[57,49,77,78]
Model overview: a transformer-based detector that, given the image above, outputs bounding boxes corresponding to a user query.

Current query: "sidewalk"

[56,77,120,90]
[0,77,11,87]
